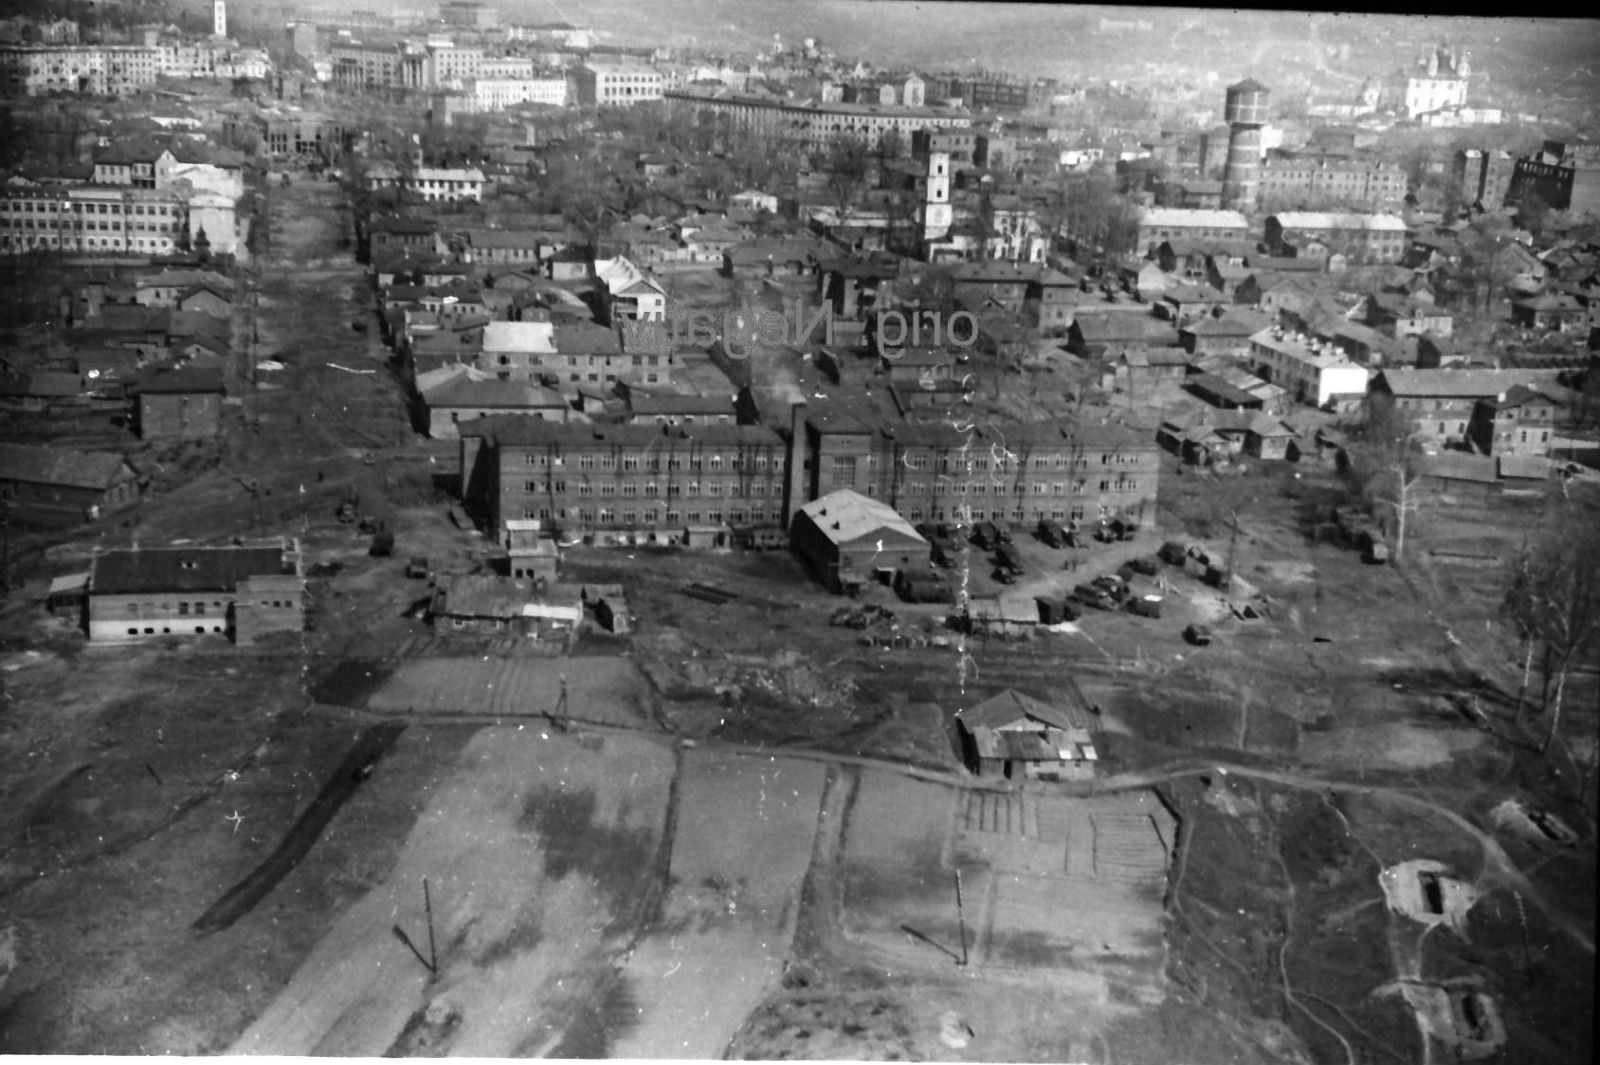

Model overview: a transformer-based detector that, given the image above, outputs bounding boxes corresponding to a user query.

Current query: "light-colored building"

[0,44,160,95]
[1134,207,1251,257]
[86,541,303,646]
[664,85,972,151]
[575,60,662,107]
[1264,212,1408,264]
[405,165,485,202]
[471,76,568,111]
[0,184,236,257]
[1247,327,1371,408]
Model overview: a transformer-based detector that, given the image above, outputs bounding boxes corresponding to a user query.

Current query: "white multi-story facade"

[0,185,238,257]
[575,61,663,107]
[425,43,482,89]
[663,86,973,151]
[471,77,568,111]
[1248,328,1371,407]
[479,56,535,79]
[405,167,485,202]
[0,44,165,96]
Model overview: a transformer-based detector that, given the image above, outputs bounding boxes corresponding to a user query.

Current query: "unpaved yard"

[364,655,655,727]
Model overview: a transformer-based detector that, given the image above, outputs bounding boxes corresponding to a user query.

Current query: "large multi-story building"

[791,405,1159,529]
[1506,139,1600,217]
[330,41,427,91]
[457,416,790,546]
[1258,153,1409,208]
[574,60,662,107]
[1455,147,1515,210]
[0,184,236,257]
[0,44,160,95]
[471,76,568,111]
[1262,212,1408,264]
[478,55,534,79]
[664,86,972,152]
[424,42,482,87]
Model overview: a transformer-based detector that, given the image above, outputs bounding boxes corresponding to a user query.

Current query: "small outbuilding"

[955,687,1101,781]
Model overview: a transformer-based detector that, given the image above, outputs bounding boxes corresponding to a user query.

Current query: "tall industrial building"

[1221,78,1270,212]
[213,0,227,38]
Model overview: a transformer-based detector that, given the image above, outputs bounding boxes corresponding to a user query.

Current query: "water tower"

[1222,77,1271,212]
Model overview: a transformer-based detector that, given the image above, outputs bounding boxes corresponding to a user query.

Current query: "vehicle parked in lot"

[1092,575,1130,602]
[1127,594,1163,618]
[992,566,1017,584]
[1184,623,1213,646]
[995,542,1023,572]
[1129,556,1162,576]
[972,520,1003,548]
[1037,519,1069,547]
[1073,583,1116,610]
[405,556,432,579]
[1159,541,1189,565]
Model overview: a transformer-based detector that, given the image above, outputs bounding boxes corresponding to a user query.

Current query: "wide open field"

[229,727,676,1056]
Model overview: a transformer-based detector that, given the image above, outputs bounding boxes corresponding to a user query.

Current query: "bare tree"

[813,134,873,227]
[1348,392,1427,563]
[1503,497,1600,753]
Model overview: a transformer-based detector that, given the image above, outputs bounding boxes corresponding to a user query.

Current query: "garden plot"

[609,748,826,1059]
[839,769,1173,1000]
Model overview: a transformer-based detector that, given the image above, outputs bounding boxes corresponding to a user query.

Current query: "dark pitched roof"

[138,367,224,394]
[957,687,1097,732]
[0,443,134,491]
[91,544,295,595]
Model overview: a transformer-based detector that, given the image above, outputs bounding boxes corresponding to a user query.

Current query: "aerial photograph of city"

[0,0,1596,1061]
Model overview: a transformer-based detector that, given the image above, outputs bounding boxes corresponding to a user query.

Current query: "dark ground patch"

[544,974,638,1059]
[517,787,658,912]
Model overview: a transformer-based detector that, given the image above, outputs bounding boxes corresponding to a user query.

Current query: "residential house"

[461,228,544,265]
[429,575,583,638]
[0,442,141,521]
[1465,385,1558,456]
[421,366,573,438]
[137,366,223,439]
[1179,310,1271,357]
[1370,367,1563,448]
[1031,268,1080,334]
[1364,293,1454,339]
[954,687,1099,781]
[593,255,667,323]
[722,235,831,279]
[1511,293,1588,332]
[1066,312,1180,358]
[1247,327,1371,408]
[86,540,303,645]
